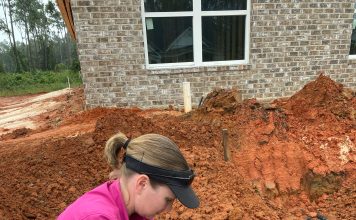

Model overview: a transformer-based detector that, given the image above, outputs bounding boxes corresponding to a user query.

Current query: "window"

[141,0,250,68]
[349,2,356,58]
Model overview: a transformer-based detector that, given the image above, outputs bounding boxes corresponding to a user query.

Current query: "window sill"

[146,63,252,75]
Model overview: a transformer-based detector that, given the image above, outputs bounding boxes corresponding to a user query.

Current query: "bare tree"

[1,0,21,72]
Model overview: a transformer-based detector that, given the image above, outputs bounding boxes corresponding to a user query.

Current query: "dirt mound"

[184,75,354,218]
[282,73,356,121]
[231,75,355,201]
[276,74,355,174]
[199,88,242,114]
[92,108,145,145]
[0,133,109,219]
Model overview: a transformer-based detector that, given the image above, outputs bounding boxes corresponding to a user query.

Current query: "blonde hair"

[104,132,189,179]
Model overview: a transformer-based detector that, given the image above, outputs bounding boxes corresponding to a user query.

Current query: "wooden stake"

[182,82,192,113]
[67,76,72,95]
[67,76,71,89]
[222,129,230,161]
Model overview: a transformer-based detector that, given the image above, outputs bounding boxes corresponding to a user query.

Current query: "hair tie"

[123,138,131,150]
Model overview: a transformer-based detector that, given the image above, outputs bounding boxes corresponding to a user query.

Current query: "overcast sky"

[0,0,50,43]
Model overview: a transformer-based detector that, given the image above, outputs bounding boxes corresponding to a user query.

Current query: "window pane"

[202,16,245,61]
[144,0,192,12]
[350,7,356,55]
[146,17,193,64]
[202,0,247,11]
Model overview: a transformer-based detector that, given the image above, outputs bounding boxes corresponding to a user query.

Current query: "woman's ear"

[135,174,150,194]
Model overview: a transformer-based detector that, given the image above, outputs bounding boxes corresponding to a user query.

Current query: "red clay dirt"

[0,74,355,220]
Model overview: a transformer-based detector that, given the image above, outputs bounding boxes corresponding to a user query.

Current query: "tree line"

[0,0,79,73]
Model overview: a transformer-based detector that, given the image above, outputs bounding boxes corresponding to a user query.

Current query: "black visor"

[124,155,200,208]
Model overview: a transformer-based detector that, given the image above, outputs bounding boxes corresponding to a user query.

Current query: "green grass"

[0,70,83,96]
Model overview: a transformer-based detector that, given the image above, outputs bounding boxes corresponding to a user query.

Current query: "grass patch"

[0,70,83,97]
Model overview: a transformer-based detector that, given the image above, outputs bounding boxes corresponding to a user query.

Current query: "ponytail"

[104,132,129,169]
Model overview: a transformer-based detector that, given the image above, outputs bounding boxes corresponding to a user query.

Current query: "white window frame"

[141,0,250,69]
[349,7,356,59]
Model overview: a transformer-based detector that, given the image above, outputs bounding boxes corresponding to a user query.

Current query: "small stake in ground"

[182,82,192,113]
[222,129,230,161]
[67,76,71,89]
[67,76,72,95]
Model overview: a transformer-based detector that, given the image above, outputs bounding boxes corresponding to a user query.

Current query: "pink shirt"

[57,180,147,220]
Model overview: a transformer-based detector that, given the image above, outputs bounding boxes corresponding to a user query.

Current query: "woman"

[58,132,199,220]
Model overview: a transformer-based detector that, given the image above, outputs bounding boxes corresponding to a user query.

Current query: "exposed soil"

[0,74,355,220]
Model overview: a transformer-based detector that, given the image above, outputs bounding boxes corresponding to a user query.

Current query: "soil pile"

[0,75,355,219]
[280,74,355,175]
[198,88,242,114]
[282,73,355,121]
[231,75,355,213]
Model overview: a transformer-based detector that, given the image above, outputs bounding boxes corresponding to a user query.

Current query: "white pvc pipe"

[182,82,192,113]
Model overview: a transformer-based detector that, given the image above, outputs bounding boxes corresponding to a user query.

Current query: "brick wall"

[71,0,356,108]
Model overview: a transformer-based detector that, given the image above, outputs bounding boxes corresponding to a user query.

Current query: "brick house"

[57,0,356,108]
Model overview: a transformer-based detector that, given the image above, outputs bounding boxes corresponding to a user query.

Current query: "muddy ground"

[0,74,355,220]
